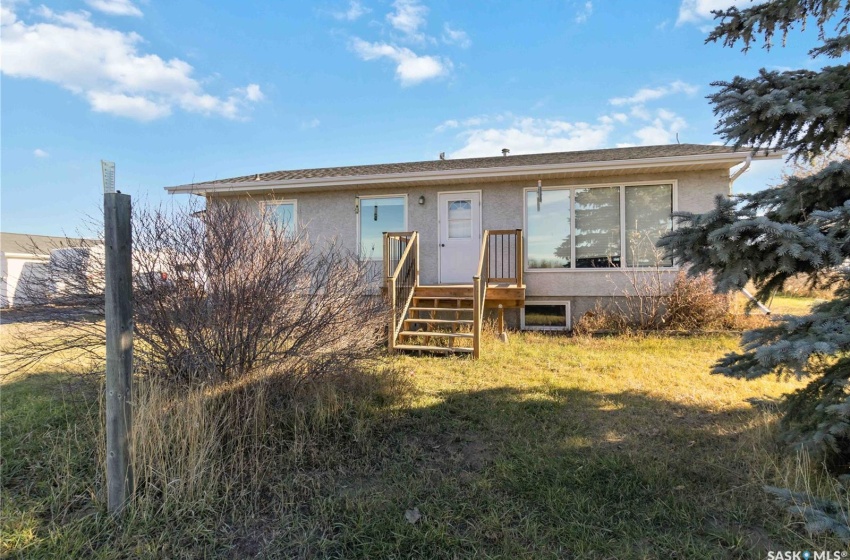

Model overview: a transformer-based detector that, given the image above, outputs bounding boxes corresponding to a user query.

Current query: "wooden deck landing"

[414,284,525,308]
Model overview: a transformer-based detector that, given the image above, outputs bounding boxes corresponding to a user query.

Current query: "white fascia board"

[3,252,49,259]
[165,150,785,195]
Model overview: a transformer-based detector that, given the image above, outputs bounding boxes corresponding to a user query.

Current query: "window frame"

[260,198,298,234]
[523,180,678,273]
[355,194,409,261]
[521,300,572,331]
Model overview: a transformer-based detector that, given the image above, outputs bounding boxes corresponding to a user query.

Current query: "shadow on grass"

[318,384,789,559]
[1,370,810,559]
[0,304,103,325]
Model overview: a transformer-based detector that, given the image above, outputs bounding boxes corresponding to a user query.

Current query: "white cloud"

[33,148,49,158]
[0,6,263,121]
[599,112,628,125]
[633,109,687,145]
[443,114,615,159]
[386,0,429,42]
[87,91,172,119]
[676,0,764,25]
[442,23,470,48]
[346,1,471,85]
[435,119,459,132]
[630,105,651,120]
[84,0,142,17]
[332,0,370,21]
[575,1,593,24]
[434,115,499,133]
[301,118,321,129]
[610,80,698,106]
[238,83,264,102]
[436,102,691,157]
[350,38,450,85]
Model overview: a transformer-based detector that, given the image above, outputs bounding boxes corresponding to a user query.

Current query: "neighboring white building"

[0,232,95,307]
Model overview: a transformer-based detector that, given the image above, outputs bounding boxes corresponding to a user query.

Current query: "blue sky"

[1,0,825,236]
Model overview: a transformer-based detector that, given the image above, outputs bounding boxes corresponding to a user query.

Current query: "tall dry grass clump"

[741,408,850,543]
[116,365,411,520]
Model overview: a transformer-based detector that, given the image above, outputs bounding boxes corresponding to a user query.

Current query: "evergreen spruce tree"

[658,0,850,470]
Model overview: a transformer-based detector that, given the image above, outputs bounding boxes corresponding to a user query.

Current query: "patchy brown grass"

[3,320,846,558]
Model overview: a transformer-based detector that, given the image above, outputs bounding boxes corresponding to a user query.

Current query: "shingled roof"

[168,144,747,191]
[0,232,98,255]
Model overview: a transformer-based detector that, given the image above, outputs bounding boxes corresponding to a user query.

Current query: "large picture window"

[525,183,675,270]
[358,195,406,260]
[575,186,620,268]
[526,189,571,268]
[625,184,673,267]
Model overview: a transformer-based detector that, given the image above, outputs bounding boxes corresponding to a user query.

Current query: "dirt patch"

[435,432,494,471]
[225,519,279,559]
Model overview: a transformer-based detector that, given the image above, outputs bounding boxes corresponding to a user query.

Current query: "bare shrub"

[3,198,386,384]
[778,273,838,299]
[569,233,756,334]
[664,272,731,330]
[573,270,735,334]
[572,304,622,336]
[131,199,385,382]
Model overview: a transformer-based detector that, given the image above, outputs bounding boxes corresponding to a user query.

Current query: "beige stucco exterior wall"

[210,168,730,305]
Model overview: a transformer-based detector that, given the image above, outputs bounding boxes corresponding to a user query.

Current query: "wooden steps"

[392,284,476,357]
[399,331,473,339]
[404,318,473,326]
[393,344,473,354]
[408,306,473,313]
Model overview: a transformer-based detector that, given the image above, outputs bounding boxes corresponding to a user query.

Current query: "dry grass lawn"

[2,315,847,558]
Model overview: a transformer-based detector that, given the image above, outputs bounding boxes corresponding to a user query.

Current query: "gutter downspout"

[729,154,764,313]
[728,153,753,195]
[740,288,771,315]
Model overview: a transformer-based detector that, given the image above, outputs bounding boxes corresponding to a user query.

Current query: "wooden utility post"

[104,190,133,513]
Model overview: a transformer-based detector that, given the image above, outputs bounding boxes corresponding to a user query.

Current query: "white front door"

[438,191,481,284]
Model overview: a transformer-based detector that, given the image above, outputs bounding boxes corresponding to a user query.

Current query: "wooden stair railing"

[473,229,524,359]
[385,228,524,358]
[472,230,490,359]
[484,229,523,286]
[384,232,419,352]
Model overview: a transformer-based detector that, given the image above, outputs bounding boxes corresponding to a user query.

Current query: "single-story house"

[165,144,780,357]
[0,232,76,307]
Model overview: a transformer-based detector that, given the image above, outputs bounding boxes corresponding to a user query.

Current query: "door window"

[447,199,472,239]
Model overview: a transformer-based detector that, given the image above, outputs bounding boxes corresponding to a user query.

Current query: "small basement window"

[521,301,571,331]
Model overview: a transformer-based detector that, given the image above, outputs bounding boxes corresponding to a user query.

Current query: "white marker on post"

[102,160,116,194]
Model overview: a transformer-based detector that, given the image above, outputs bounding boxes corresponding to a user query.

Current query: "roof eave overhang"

[165,150,785,195]
[2,251,49,258]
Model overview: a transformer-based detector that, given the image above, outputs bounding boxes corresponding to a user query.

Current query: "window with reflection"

[526,189,571,269]
[625,184,673,267]
[447,200,473,238]
[525,184,674,270]
[359,196,406,260]
[265,201,296,234]
[575,186,620,268]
